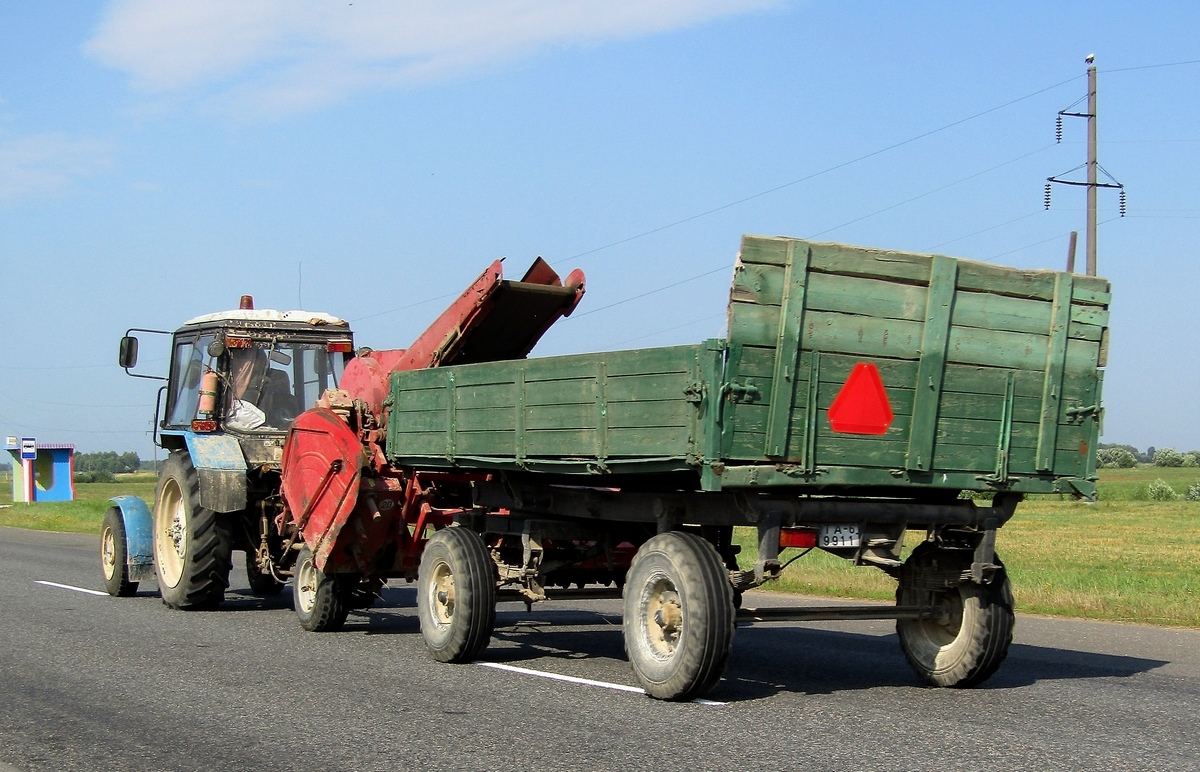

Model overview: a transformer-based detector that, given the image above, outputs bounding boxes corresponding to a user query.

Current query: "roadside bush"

[1098,447,1137,468]
[1182,452,1200,468]
[1154,448,1185,467]
[74,470,116,484]
[1187,483,1200,502]
[1147,478,1180,501]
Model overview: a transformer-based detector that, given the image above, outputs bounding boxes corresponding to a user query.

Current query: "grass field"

[2,466,1197,626]
[0,473,157,532]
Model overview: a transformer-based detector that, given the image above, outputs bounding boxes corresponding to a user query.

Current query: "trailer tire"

[417,527,497,663]
[293,545,350,631]
[101,507,138,597]
[245,551,284,597]
[896,544,1014,687]
[623,532,735,701]
[153,452,232,610]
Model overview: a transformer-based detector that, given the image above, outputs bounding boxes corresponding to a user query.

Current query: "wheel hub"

[430,562,456,627]
[296,557,318,613]
[644,577,682,658]
[168,505,186,558]
[154,480,187,587]
[101,527,116,580]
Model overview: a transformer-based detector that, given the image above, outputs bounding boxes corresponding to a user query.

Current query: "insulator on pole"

[1055,114,1063,143]
[1119,188,1126,217]
[1044,182,1052,210]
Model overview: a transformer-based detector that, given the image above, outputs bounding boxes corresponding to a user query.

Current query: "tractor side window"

[165,334,217,427]
[297,348,346,408]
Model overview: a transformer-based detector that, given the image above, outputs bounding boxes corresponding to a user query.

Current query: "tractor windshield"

[165,334,346,433]
[224,341,346,432]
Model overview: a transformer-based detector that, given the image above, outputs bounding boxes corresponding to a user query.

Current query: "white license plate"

[819,524,861,549]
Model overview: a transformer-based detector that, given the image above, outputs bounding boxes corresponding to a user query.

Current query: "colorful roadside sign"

[20,438,37,460]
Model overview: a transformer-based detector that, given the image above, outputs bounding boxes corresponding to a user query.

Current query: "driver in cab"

[226,347,296,430]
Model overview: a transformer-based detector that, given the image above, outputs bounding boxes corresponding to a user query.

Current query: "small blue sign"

[20,438,36,460]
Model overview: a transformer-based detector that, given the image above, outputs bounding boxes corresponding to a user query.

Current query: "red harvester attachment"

[279,258,584,576]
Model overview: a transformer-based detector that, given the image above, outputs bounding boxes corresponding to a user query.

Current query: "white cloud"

[84,0,777,115]
[0,134,113,203]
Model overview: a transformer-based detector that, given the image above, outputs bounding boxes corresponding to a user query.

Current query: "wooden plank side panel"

[730,304,1100,373]
[389,345,705,468]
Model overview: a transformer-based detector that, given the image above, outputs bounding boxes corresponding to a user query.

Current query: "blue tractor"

[101,296,354,609]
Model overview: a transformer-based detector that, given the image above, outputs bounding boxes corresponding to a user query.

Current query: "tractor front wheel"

[246,551,284,597]
[101,507,138,597]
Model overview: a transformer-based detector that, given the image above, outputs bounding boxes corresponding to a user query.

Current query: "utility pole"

[1086,61,1098,275]
[1045,54,1124,277]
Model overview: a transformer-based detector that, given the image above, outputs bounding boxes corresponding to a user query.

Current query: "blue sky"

[1,1,1197,459]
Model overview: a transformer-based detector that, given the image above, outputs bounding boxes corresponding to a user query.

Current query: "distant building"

[3,439,76,502]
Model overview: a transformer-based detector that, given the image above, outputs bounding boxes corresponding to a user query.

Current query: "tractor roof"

[181,308,350,329]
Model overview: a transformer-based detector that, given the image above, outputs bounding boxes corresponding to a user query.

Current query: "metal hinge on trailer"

[722,380,761,403]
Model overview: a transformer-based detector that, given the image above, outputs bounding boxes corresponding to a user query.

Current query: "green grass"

[734,496,1200,627]
[1094,465,1199,501]
[0,473,157,532]
[3,466,1198,627]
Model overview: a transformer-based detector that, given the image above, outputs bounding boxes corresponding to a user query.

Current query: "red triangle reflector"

[827,363,893,435]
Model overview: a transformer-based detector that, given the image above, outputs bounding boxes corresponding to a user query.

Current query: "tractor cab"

[119,296,353,466]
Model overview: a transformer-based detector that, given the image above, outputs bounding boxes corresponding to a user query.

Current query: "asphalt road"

[2,525,1198,771]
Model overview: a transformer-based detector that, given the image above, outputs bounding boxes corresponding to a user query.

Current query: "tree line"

[1097,443,1200,468]
[74,451,143,483]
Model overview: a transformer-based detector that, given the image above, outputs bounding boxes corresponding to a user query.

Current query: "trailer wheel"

[153,452,232,610]
[417,527,497,663]
[293,545,350,632]
[623,532,735,701]
[245,552,284,597]
[896,544,1014,687]
[101,507,138,597]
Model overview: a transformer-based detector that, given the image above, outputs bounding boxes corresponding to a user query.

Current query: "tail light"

[191,419,218,433]
[779,527,818,549]
[326,340,353,353]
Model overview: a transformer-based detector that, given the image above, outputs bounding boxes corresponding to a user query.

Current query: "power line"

[1107,58,1200,73]
[808,144,1056,240]
[612,312,726,347]
[925,211,1044,251]
[987,216,1123,261]
[568,265,730,320]
[554,74,1084,266]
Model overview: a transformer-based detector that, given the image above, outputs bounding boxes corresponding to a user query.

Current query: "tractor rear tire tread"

[154,452,232,610]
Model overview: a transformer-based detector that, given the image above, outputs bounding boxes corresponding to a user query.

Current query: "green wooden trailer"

[389,235,1106,495]
[390,235,1110,701]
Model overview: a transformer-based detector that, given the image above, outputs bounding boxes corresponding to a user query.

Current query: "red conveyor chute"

[280,256,585,573]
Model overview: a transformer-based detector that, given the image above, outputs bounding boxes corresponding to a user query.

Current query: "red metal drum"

[280,408,366,569]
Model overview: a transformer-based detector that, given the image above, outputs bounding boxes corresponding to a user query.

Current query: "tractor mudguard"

[184,433,249,513]
[109,495,156,581]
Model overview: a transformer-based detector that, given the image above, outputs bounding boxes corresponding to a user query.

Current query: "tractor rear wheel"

[623,531,735,701]
[417,527,497,663]
[101,507,138,597]
[153,452,232,610]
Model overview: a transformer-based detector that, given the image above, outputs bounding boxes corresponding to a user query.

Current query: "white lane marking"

[477,661,726,706]
[35,580,109,597]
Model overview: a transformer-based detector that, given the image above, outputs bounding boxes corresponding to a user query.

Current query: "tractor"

[102,296,355,608]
